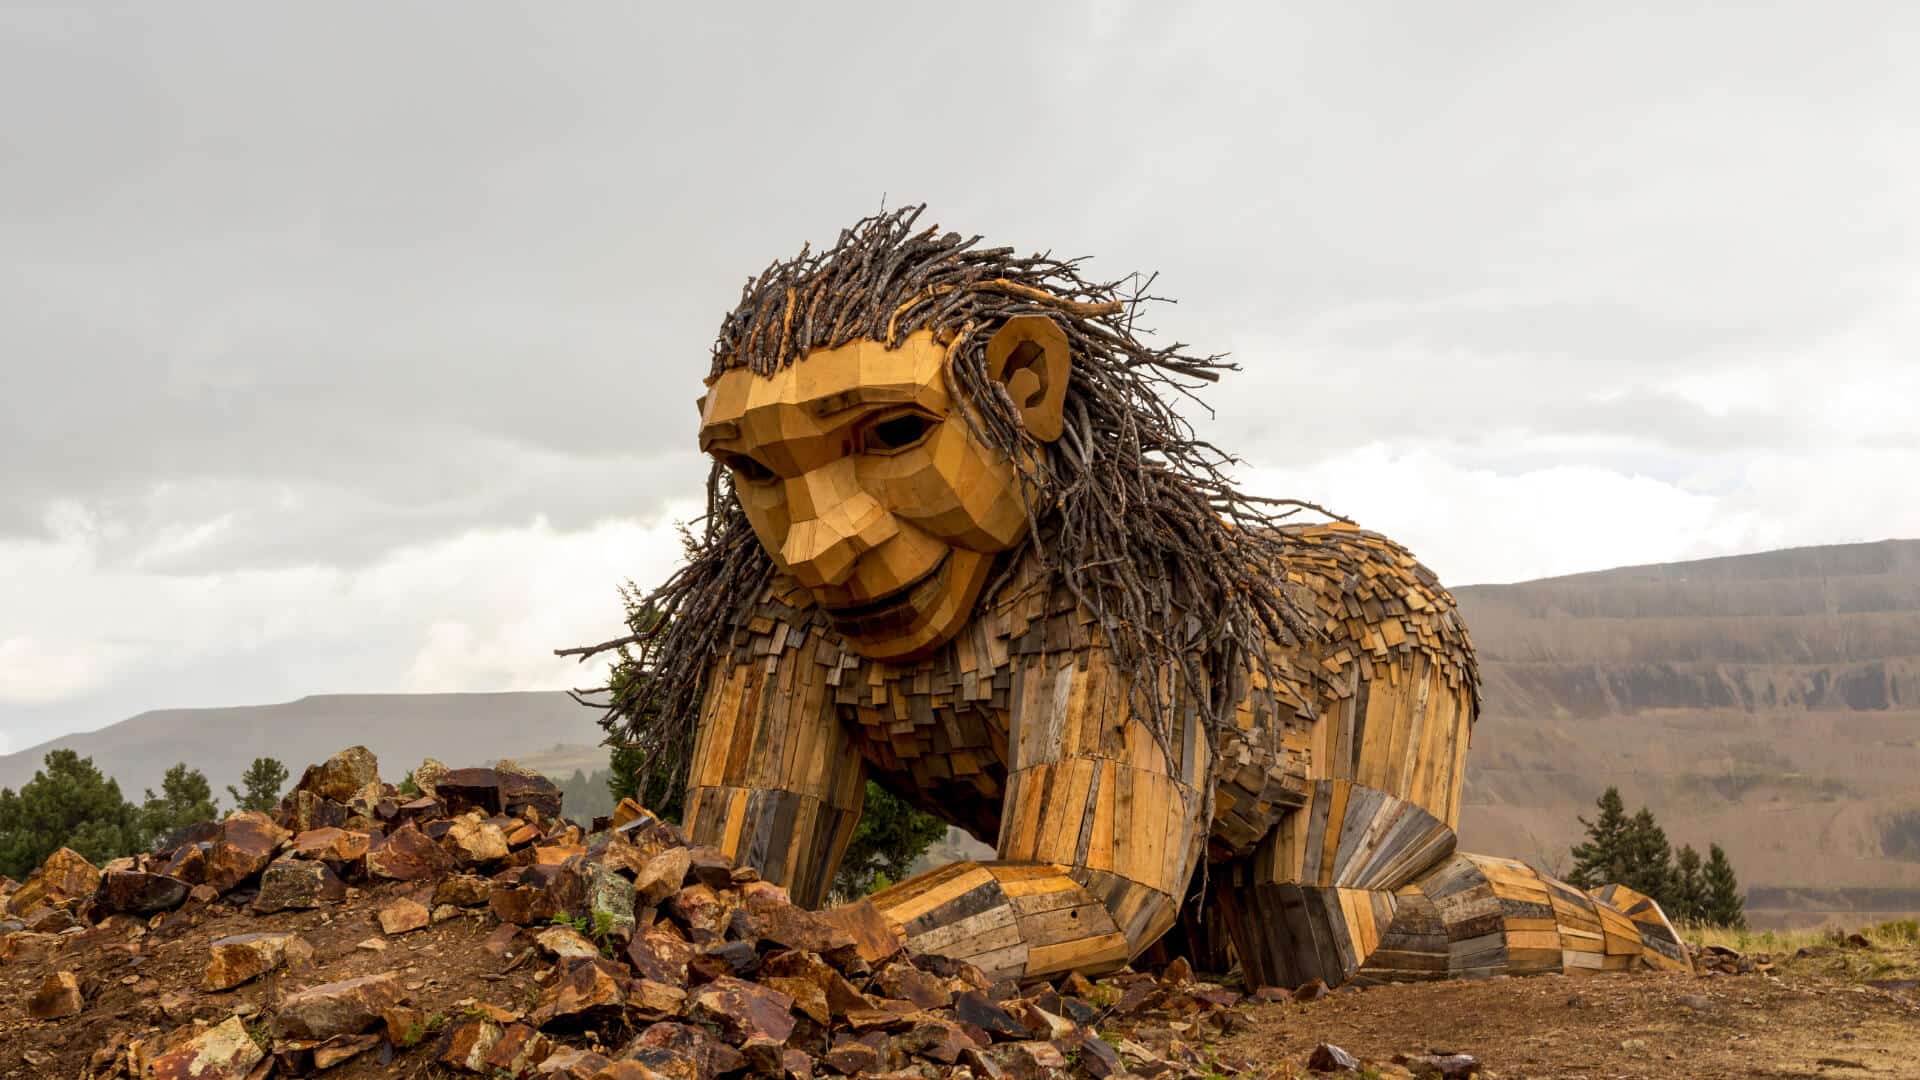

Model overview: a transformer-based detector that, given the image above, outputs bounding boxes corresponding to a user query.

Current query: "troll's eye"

[861,412,936,454]
[720,453,776,484]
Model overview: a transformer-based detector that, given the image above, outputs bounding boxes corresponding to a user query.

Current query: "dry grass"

[1683,918,1920,986]
[1682,917,1919,954]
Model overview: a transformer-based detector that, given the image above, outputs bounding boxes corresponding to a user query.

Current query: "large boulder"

[288,827,371,864]
[280,790,349,834]
[489,861,587,925]
[530,958,630,1030]
[292,746,380,803]
[8,848,100,916]
[619,1022,747,1078]
[586,862,636,943]
[688,976,797,1044]
[160,842,208,885]
[366,823,452,880]
[410,758,449,798]
[435,768,505,816]
[377,897,431,935]
[441,813,510,866]
[203,812,289,893]
[494,760,564,821]
[27,970,85,1019]
[254,857,345,913]
[432,873,493,908]
[633,847,691,907]
[270,972,405,1040]
[735,886,853,954]
[626,928,695,988]
[204,932,308,991]
[145,1016,265,1080]
[93,869,190,915]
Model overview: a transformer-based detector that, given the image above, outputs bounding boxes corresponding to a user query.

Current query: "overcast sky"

[3,3,1917,755]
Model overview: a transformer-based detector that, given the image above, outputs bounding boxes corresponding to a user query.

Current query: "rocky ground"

[3,746,1916,1080]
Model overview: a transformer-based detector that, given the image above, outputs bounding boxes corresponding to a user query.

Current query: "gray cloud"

[3,2,1918,743]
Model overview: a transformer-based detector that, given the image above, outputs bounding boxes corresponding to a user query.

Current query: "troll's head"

[697,314,1069,659]
[596,207,1319,776]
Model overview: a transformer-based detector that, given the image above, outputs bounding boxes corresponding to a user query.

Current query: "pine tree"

[1621,807,1675,904]
[608,743,684,824]
[833,782,950,900]
[1703,843,1747,929]
[226,757,289,813]
[1671,844,1707,923]
[0,750,144,878]
[1567,787,1630,889]
[140,763,219,846]
[557,768,614,824]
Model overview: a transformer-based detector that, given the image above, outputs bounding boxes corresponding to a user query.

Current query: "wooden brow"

[807,386,918,418]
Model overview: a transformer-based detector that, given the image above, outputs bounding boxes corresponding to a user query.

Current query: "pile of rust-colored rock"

[2,745,1278,1079]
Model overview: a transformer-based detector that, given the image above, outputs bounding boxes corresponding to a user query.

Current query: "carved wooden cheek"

[861,420,1029,552]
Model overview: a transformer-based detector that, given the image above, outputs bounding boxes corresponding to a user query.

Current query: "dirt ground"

[1220,963,1920,1079]
[7,876,1919,1078]
[0,879,552,1080]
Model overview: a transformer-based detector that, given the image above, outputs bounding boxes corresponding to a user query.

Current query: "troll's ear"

[985,314,1071,442]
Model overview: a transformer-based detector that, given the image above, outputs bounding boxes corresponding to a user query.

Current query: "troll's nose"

[778,465,899,589]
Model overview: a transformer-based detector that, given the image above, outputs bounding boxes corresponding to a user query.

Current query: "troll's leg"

[681,641,867,908]
[1216,850,1691,988]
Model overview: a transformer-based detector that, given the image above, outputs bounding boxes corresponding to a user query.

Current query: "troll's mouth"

[819,552,952,630]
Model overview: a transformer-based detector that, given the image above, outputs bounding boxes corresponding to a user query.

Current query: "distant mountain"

[0,692,606,800]
[1454,538,1920,928]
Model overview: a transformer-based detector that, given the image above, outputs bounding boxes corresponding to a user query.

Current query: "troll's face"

[698,317,1069,661]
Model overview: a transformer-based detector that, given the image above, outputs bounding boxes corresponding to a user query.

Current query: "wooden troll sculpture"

[592,207,1689,989]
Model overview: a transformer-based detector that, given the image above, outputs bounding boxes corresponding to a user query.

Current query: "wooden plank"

[1357,676,1397,789]
[1442,688,1471,828]
[1027,931,1130,977]
[1382,658,1417,800]
[1309,780,1341,885]
[1017,902,1122,946]
[1087,764,1116,874]
[873,864,996,926]
[913,904,1022,956]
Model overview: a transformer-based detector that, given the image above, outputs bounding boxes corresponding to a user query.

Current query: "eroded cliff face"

[1453,539,1920,925]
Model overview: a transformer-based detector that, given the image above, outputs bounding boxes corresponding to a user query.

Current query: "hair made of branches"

[562,205,1339,807]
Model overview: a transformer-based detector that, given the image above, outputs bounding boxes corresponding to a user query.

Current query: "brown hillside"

[1455,539,1920,927]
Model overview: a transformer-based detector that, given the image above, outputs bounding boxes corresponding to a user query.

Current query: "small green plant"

[244,1017,270,1052]
[549,910,623,958]
[591,911,623,956]
[398,770,421,797]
